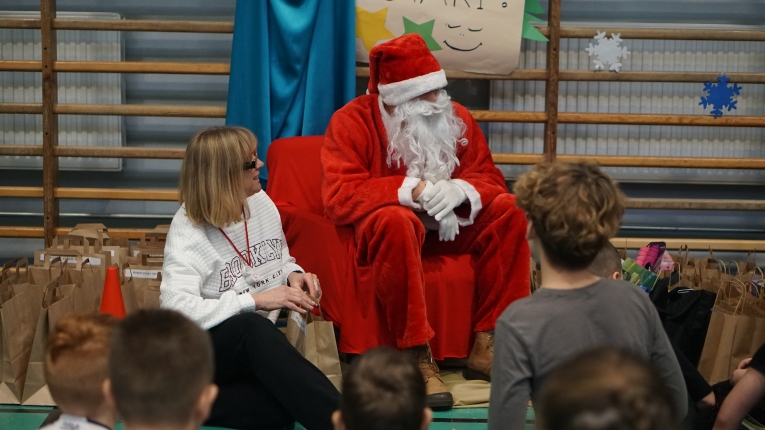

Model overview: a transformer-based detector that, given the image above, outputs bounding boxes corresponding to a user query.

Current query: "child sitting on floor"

[41,313,118,430]
[104,309,218,430]
[536,347,679,430]
[333,347,431,430]
[488,162,688,430]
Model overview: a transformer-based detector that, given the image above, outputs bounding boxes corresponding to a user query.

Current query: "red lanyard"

[219,208,252,267]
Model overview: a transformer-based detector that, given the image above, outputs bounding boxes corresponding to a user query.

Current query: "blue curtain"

[226,0,356,180]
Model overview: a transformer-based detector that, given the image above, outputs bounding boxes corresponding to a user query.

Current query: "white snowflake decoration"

[585,32,630,72]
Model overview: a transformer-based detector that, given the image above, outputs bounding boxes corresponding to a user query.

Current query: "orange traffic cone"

[100,265,126,318]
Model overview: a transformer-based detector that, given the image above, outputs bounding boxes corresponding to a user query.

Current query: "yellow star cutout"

[356,6,395,52]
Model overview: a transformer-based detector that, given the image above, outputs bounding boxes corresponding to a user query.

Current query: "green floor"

[0,405,536,430]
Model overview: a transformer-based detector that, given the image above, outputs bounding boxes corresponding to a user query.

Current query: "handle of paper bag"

[57,234,91,254]
[1,257,27,281]
[732,279,755,316]
[729,260,741,277]
[45,250,84,270]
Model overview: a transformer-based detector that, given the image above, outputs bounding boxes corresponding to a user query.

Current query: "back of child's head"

[589,242,622,279]
[44,313,118,416]
[513,162,626,271]
[537,347,678,430]
[340,347,426,430]
[108,309,214,427]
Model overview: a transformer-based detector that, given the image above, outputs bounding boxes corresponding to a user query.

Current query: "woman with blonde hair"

[160,126,338,430]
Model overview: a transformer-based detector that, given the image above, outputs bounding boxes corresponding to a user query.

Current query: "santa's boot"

[408,344,453,410]
[463,332,493,382]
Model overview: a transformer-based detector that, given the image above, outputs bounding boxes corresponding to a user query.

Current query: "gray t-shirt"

[488,278,688,430]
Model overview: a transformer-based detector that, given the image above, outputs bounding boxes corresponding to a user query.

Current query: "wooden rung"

[0,186,44,198]
[611,238,765,252]
[555,155,765,169]
[559,27,765,41]
[0,18,41,29]
[54,61,230,75]
[0,145,44,156]
[54,104,226,118]
[626,198,765,211]
[0,227,45,239]
[492,154,544,164]
[356,67,548,81]
[558,113,765,127]
[56,146,185,159]
[0,60,41,72]
[0,103,44,114]
[54,188,179,201]
[471,111,547,123]
[52,18,234,33]
[559,71,765,84]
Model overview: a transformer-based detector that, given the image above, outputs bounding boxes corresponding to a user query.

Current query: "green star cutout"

[402,17,441,51]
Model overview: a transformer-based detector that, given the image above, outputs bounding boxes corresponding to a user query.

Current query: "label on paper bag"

[291,311,307,333]
[40,254,101,266]
[124,268,161,279]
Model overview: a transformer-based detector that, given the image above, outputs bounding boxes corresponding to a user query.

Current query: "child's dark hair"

[108,309,214,427]
[340,347,426,430]
[589,242,622,278]
[537,347,678,430]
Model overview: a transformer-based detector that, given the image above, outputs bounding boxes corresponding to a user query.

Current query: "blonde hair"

[513,162,625,270]
[179,126,257,228]
[44,313,118,416]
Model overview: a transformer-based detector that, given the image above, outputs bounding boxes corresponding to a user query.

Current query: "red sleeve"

[453,104,509,212]
[321,108,406,226]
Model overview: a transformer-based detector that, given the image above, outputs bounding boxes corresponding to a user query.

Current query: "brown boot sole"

[426,392,454,411]
[463,367,491,382]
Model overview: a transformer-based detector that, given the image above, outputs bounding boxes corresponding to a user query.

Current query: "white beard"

[383,90,468,182]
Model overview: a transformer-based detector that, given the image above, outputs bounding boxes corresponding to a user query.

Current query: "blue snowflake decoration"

[699,74,741,119]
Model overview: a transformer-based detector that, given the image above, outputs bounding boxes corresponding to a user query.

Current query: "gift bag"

[2,258,29,286]
[698,280,765,384]
[0,282,43,404]
[124,261,162,309]
[22,278,75,405]
[286,305,343,391]
[67,226,130,269]
[36,239,109,283]
[119,264,140,315]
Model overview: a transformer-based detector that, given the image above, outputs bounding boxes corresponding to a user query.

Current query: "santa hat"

[368,34,447,106]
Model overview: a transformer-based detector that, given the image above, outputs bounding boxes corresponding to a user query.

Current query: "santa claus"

[321,34,530,408]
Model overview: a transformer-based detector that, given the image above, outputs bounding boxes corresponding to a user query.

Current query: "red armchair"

[267,136,476,360]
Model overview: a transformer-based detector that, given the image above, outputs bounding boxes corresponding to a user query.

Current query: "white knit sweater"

[160,191,303,329]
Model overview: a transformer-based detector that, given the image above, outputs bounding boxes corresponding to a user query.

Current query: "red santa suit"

[321,35,530,349]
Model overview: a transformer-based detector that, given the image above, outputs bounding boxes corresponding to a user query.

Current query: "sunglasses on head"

[243,160,258,171]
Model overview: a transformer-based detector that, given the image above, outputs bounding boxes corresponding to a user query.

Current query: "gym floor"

[0,404,537,430]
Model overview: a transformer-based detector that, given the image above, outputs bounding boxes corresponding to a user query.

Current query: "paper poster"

[356,0,525,75]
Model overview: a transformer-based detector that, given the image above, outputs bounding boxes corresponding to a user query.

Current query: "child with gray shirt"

[488,162,687,430]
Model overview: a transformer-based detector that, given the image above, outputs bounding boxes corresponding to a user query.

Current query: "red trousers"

[353,194,531,349]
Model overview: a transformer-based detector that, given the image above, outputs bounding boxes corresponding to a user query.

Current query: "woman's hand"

[251,286,316,313]
[288,271,322,299]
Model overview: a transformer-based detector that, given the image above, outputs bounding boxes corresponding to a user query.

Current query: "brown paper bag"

[698,280,765,384]
[66,227,130,269]
[37,239,110,283]
[2,258,29,285]
[22,278,75,405]
[119,264,140,315]
[286,304,342,391]
[125,258,163,309]
[0,283,43,403]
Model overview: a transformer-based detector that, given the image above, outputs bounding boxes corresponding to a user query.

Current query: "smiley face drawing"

[355,0,524,75]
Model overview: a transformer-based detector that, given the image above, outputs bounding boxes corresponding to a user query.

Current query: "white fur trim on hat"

[377,70,447,106]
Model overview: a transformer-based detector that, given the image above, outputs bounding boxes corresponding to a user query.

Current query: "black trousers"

[205,312,339,430]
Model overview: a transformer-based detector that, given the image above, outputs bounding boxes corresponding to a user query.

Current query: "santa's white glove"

[420,180,467,221]
[438,211,459,242]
